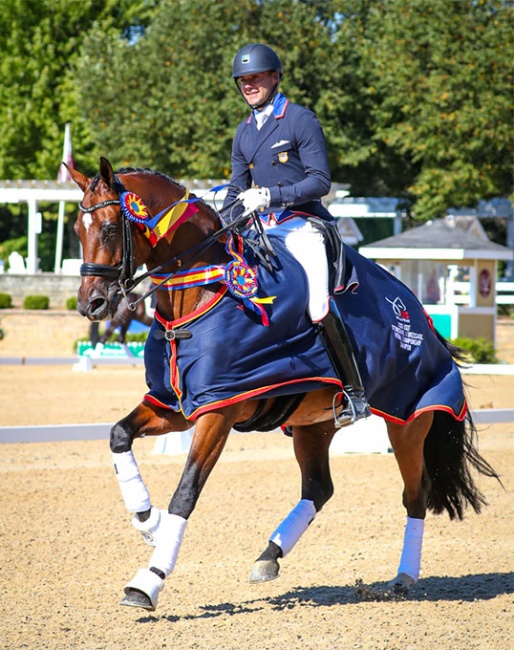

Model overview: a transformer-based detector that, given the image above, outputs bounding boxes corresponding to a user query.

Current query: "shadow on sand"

[136,571,513,623]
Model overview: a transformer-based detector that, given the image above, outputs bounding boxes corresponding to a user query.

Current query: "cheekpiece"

[120,191,151,223]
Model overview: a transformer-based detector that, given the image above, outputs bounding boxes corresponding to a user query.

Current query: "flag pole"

[55,123,74,274]
[54,201,66,274]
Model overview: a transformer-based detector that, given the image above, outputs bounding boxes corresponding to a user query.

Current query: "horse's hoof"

[249,559,280,583]
[121,568,164,611]
[120,588,155,611]
[387,572,415,595]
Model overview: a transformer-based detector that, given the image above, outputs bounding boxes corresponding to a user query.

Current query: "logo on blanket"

[386,296,423,352]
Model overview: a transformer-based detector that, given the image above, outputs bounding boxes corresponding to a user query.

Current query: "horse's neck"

[146,218,228,323]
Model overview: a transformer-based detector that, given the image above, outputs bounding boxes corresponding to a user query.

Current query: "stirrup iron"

[332,389,370,429]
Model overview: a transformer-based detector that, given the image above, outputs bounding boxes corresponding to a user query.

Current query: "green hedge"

[23,295,50,310]
[74,331,148,350]
[0,292,12,308]
[66,296,78,311]
[452,337,498,364]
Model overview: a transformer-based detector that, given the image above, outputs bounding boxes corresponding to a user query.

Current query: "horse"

[69,157,500,612]
[89,291,154,346]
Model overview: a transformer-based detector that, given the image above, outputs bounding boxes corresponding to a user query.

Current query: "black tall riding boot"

[317,299,371,427]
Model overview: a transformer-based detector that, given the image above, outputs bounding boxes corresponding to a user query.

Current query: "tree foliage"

[0,0,157,179]
[362,0,513,218]
[0,0,512,248]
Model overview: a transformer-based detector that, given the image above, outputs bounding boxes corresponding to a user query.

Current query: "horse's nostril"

[87,296,109,320]
[90,297,105,312]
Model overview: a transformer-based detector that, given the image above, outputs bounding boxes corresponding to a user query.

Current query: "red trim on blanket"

[370,400,468,425]
[186,377,342,421]
[143,376,343,421]
[154,286,228,329]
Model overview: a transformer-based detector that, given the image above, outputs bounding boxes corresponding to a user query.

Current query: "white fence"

[451,281,514,305]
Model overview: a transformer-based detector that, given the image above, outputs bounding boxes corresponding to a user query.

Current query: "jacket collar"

[245,92,289,125]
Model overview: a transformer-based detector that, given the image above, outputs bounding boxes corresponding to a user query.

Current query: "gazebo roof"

[360,217,513,262]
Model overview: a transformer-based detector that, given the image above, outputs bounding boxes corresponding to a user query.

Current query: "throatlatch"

[317,298,371,427]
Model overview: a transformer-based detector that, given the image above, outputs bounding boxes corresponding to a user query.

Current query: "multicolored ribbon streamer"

[149,234,275,326]
[224,233,275,325]
[120,184,229,247]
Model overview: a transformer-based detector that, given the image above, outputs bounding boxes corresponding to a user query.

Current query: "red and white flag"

[57,122,75,182]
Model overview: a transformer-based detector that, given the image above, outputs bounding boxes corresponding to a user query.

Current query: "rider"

[223,43,370,425]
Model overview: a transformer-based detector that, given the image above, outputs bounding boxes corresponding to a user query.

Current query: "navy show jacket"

[224,93,333,221]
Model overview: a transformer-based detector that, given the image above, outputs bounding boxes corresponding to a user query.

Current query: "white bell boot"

[131,506,162,547]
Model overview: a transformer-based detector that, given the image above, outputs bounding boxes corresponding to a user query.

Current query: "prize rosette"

[224,259,258,300]
[120,192,151,223]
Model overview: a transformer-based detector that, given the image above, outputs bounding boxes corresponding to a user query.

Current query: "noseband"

[79,176,137,290]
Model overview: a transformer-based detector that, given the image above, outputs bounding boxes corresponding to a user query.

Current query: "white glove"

[238,187,270,216]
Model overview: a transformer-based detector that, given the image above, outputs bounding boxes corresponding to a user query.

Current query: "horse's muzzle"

[78,286,120,321]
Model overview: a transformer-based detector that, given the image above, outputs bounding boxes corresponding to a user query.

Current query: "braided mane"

[116,167,186,193]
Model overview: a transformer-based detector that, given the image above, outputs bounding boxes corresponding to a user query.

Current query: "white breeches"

[261,217,329,322]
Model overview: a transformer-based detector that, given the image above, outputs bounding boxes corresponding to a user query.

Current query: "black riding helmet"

[232,43,282,109]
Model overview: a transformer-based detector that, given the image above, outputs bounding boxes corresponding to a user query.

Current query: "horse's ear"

[99,156,116,189]
[66,164,89,192]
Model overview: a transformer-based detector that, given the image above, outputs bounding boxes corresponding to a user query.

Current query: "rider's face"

[238,71,278,109]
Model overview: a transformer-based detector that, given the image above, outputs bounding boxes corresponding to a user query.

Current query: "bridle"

[79,175,138,293]
[78,173,276,311]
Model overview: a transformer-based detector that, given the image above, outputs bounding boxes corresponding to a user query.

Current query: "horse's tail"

[424,409,501,520]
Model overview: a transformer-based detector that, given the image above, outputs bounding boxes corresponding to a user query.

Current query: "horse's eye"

[101,222,119,239]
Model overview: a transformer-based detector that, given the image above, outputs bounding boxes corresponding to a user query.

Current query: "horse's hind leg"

[250,422,335,583]
[386,411,433,593]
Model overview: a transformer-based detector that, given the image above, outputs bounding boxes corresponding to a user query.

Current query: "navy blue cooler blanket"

[144,233,466,424]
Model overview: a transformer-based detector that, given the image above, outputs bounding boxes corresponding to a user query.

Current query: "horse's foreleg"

[122,409,236,611]
[98,318,117,345]
[110,402,189,531]
[250,422,335,583]
[386,412,433,593]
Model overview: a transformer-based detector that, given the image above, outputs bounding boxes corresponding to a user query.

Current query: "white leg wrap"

[270,499,316,557]
[148,513,187,578]
[112,450,151,513]
[397,516,425,582]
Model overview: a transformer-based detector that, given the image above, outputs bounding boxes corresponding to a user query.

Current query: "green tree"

[0,0,158,269]
[74,0,337,178]
[317,1,420,196]
[0,0,157,180]
[362,0,513,219]
[1,0,511,242]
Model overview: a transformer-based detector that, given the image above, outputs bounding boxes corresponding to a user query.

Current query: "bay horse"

[70,157,499,612]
